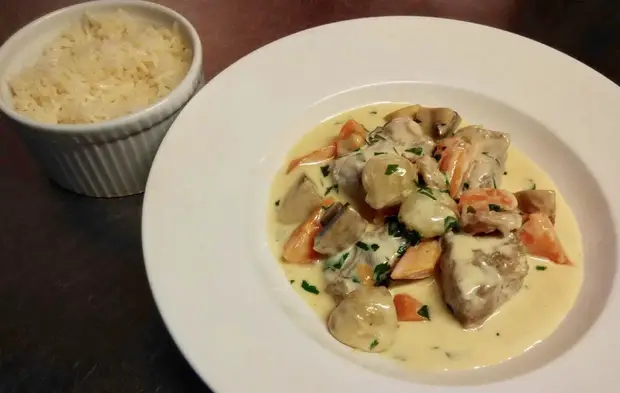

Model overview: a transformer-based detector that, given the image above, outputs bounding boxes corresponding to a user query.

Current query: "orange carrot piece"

[438,137,475,198]
[393,293,426,322]
[356,263,374,286]
[336,119,367,157]
[458,188,518,212]
[519,212,572,265]
[286,143,336,174]
[282,208,323,264]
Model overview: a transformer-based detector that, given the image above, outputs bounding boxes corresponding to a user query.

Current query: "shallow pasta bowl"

[142,17,620,393]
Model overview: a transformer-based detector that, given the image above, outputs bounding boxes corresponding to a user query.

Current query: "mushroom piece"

[327,286,398,352]
[413,155,448,191]
[313,204,367,255]
[398,186,458,238]
[277,175,322,224]
[384,105,462,138]
[362,155,417,210]
[378,117,435,156]
[515,189,556,223]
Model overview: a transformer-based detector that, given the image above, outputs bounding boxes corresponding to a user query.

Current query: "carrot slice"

[286,143,336,174]
[519,212,572,265]
[282,198,334,263]
[336,119,367,157]
[458,188,518,212]
[437,137,475,198]
[393,293,425,322]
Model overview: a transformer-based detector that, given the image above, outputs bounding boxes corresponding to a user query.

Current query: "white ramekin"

[0,0,204,197]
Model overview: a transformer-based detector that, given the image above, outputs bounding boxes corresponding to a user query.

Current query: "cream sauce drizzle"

[267,104,583,371]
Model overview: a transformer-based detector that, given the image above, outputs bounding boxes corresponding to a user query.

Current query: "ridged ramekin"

[0,0,204,197]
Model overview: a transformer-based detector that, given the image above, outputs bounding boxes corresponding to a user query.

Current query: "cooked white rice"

[9,9,192,124]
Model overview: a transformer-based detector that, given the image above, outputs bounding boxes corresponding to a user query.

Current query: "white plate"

[142,17,620,392]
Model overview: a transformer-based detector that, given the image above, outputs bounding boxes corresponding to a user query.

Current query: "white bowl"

[0,0,204,197]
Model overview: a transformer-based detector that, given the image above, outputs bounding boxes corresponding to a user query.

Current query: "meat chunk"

[440,233,529,328]
[384,105,461,138]
[328,287,398,352]
[412,155,448,191]
[378,117,435,157]
[362,155,417,209]
[313,204,367,255]
[515,189,556,223]
[398,186,458,238]
[277,175,322,224]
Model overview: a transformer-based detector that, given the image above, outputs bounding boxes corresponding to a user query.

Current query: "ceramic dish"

[142,17,619,392]
[0,0,204,197]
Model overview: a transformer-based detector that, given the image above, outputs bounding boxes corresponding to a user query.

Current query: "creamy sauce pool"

[268,104,583,371]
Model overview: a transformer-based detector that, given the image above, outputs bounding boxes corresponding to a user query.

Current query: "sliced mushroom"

[277,175,322,224]
[378,117,435,156]
[327,286,398,352]
[398,186,457,238]
[515,189,556,223]
[313,204,367,255]
[362,155,417,209]
[384,105,461,138]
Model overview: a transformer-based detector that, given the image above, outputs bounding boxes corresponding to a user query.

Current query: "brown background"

[0,1,618,392]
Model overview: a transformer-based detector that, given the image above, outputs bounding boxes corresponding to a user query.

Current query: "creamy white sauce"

[267,104,583,371]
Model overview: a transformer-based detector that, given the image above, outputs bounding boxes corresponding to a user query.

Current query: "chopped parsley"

[370,243,380,251]
[356,241,370,251]
[369,339,379,350]
[275,200,280,206]
[301,280,319,294]
[369,110,378,115]
[417,305,430,320]
[367,133,386,145]
[373,263,391,285]
[374,152,387,155]
[530,180,537,190]
[396,243,408,257]
[488,203,502,212]
[289,280,295,284]
[536,265,547,271]
[504,171,508,175]
[385,164,401,175]
[417,184,437,200]
[320,165,330,177]
[463,182,470,190]
[444,216,459,232]
[351,276,361,284]
[405,147,424,156]
[324,184,339,195]
[466,206,476,214]
[492,177,497,189]
[324,252,349,271]
[385,216,421,245]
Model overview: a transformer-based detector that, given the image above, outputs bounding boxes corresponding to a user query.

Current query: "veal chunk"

[439,233,529,329]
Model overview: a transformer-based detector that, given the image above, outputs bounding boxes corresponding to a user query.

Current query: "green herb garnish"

[492,177,497,189]
[373,263,391,285]
[396,243,408,257]
[369,339,379,350]
[374,152,387,155]
[466,206,476,214]
[290,280,295,284]
[324,184,339,195]
[367,133,386,145]
[356,241,370,251]
[530,180,537,190]
[370,244,380,251]
[351,276,361,284]
[385,164,401,175]
[405,147,424,156]
[370,110,378,115]
[324,252,349,271]
[275,200,280,206]
[536,265,547,271]
[504,171,508,175]
[488,203,502,212]
[320,165,330,177]
[463,182,470,190]
[417,305,430,320]
[301,280,319,294]
[417,185,437,200]
[444,216,459,232]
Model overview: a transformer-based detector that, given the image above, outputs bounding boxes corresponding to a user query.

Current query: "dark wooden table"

[1,1,618,392]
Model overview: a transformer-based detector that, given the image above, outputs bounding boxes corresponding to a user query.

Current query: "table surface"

[1,1,619,392]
